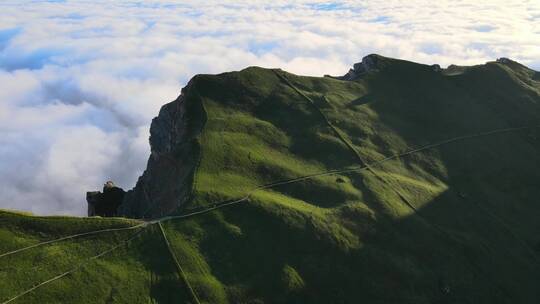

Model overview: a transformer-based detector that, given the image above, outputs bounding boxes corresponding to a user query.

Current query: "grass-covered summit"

[1,55,540,304]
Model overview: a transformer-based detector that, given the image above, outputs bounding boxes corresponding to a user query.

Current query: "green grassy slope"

[0,211,189,303]
[1,55,540,303]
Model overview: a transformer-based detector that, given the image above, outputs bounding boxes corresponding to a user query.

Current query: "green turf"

[0,211,190,303]
[1,55,540,303]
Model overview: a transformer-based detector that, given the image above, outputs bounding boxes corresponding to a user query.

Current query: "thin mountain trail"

[0,229,144,304]
[157,222,201,304]
[0,222,147,259]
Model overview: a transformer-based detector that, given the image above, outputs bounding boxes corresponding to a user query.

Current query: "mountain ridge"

[117,53,540,219]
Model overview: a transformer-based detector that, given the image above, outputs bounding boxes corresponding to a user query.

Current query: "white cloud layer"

[0,0,539,215]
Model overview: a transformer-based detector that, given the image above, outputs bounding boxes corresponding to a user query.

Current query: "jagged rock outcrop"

[431,64,442,72]
[86,181,125,217]
[338,54,384,80]
[496,57,512,64]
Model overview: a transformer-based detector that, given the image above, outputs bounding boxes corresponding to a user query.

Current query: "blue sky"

[0,0,539,215]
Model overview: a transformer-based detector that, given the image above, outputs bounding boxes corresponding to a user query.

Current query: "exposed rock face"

[338,54,383,80]
[86,181,125,217]
[116,80,204,219]
[86,191,100,216]
[431,64,442,72]
[496,57,512,64]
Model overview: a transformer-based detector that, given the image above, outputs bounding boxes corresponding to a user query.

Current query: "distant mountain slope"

[1,55,540,303]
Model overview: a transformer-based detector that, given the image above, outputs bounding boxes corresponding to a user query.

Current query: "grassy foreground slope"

[0,211,190,303]
[2,55,540,303]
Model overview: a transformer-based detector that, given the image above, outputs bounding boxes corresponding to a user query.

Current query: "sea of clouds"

[1,0,539,215]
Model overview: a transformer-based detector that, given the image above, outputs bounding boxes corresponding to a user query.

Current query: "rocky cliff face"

[117,80,205,219]
[86,181,126,217]
[338,54,385,80]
